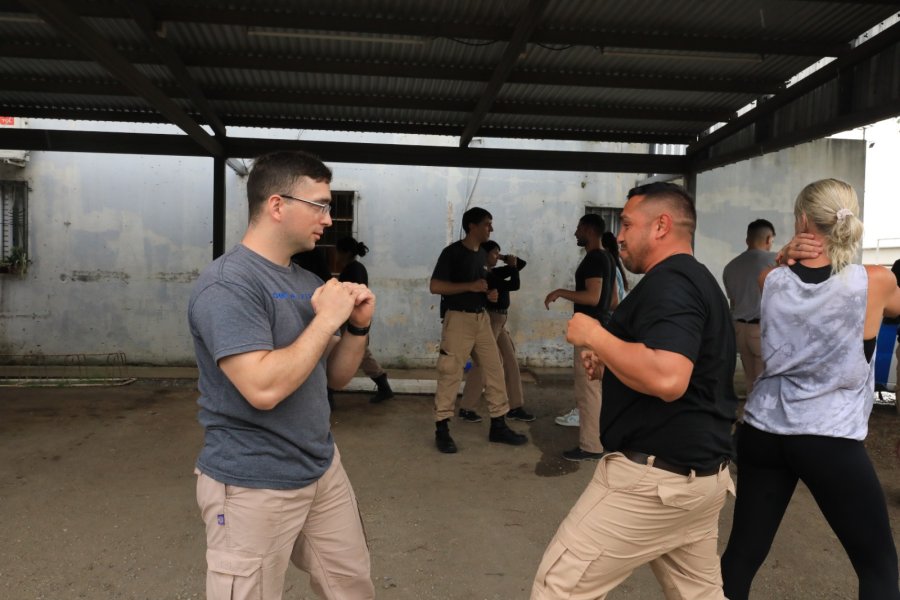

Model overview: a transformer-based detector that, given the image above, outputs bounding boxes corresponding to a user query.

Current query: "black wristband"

[346,323,370,336]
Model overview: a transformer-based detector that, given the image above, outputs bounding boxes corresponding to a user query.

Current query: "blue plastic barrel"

[874,321,898,387]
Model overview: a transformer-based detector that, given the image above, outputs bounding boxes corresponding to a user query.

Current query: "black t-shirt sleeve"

[581,251,610,281]
[636,270,706,363]
[431,246,455,281]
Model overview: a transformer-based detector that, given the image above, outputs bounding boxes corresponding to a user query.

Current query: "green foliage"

[0,246,29,276]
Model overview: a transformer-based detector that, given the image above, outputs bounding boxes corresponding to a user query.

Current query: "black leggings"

[721,424,899,600]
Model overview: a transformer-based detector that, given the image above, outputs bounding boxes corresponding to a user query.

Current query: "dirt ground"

[1,376,898,600]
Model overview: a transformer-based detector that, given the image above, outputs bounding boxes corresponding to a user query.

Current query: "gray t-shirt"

[743,264,873,440]
[188,244,334,489]
[722,248,776,321]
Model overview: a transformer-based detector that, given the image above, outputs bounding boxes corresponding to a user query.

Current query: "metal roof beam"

[0,127,688,174]
[0,42,783,94]
[0,2,849,58]
[459,0,550,147]
[688,18,900,157]
[121,1,224,139]
[0,77,730,122]
[13,0,223,157]
[0,105,696,145]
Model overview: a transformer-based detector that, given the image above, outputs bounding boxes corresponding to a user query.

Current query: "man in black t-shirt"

[544,213,617,462]
[429,207,528,453]
[532,183,737,600]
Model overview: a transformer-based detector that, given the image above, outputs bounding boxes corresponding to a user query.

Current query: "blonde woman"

[721,179,900,600]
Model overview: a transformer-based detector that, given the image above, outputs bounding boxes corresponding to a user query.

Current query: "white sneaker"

[554,408,580,427]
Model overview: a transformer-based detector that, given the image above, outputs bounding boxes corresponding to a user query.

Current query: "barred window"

[0,180,28,268]
[319,190,356,274]
[585,206,622,236]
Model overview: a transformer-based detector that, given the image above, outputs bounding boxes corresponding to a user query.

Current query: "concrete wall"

[694,138,866,288]
[0,124,641,367]
[0,126,868,368]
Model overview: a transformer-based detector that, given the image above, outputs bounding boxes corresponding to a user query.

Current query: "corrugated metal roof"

[0,0,898,145]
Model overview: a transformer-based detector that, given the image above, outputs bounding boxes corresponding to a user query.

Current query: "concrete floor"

[1,372,898,599]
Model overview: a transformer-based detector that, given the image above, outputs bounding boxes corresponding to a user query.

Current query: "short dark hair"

[246,151,332,221]
[578,213,606,236]
[481,240,500,253]
[747,219,775,239]
[462,207,492,233]
[627,182,696,233]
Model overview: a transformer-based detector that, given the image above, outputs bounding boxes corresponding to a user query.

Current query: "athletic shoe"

[562,447,604,462]
[554,408,580,427]
[507,407,536,422]
[458,408,483,423]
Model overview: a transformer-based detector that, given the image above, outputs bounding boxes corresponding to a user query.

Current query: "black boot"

[435,418,457,454]
[489,416,528,446]
[370,373,394,403]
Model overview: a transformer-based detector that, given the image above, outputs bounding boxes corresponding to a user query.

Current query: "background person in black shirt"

[544,213,617,461]
[458,241,534,423]
[336,236,394,404]
[429,207,528,453]
[531,183,737,600]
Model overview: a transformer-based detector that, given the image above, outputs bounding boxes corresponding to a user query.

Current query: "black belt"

[621,450,729,477]
[450,308,484,314]
[735,318,760,324]
[488,308,508,314]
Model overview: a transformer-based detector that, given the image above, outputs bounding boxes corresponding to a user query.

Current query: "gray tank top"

[743,264,873,440]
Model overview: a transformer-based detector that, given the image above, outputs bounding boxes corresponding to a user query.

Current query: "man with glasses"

[189,151,375,600]
[429,206,528,453]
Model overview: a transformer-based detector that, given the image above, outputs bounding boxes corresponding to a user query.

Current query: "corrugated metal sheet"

[0,0,897,146]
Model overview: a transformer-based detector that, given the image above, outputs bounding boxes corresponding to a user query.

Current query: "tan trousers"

[574,345,602,453]
[359,346,385,379]
[434,310,509,421]
[196,448,374,600]
[734,321,763,395]
[460,311,524,411]
[532,453,735,600]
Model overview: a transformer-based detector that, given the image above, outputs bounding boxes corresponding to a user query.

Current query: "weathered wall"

[694,138,866,288]
[0,127,867,367]
[0,125,641,367]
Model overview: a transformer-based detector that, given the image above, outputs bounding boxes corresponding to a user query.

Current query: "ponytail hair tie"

[835,207,853,221]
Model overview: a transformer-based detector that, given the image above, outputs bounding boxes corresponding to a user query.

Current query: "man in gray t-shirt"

[188,151,376,600]
[722,219,776,396]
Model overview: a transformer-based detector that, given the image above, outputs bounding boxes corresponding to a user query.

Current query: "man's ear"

[655,213,673,238]
[268,194,286,221]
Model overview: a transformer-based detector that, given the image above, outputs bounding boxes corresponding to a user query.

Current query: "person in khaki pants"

[430,207,528,453]
[458,241,534,423]
[722,219,777,396]
[532,183,737,599]
[544,213,617,462]
[189,151,376,600]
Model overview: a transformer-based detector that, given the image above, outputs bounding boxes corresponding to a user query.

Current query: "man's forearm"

[327,332,368,389]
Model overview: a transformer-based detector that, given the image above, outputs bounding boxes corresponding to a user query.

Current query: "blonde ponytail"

[794,179,863,274]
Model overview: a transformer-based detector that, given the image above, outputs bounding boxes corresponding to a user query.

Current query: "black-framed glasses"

[278,193,332,215]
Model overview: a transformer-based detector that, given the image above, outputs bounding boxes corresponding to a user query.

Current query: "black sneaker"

[507,407,535,422]
[458,408,483,423]
[489,424,528,446]
[562,447,604,462]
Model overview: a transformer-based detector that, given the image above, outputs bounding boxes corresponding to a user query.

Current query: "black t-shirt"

[431,241,488,312]
[339,261,368,286]
[574,249,616,322]
[600,253,738,471]
[486,258,526,311]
